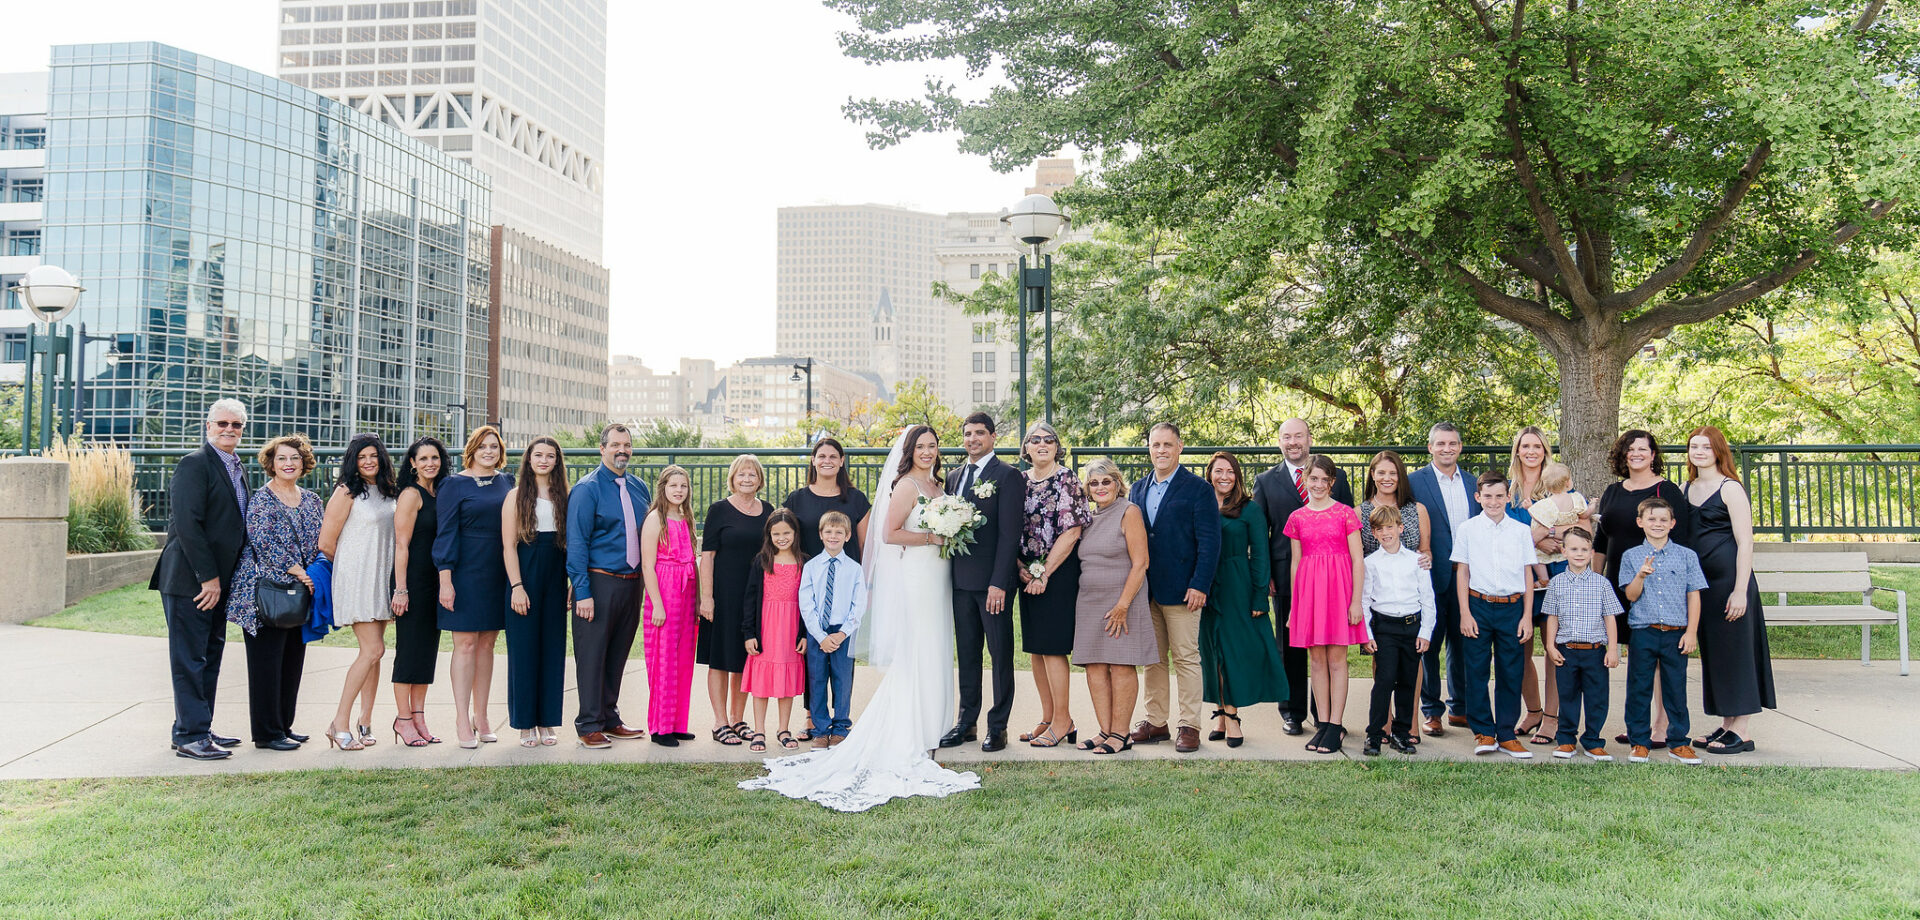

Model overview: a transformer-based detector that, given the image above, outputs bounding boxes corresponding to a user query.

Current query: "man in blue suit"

[1128,422,1221,753]
[1407,422,1480,735]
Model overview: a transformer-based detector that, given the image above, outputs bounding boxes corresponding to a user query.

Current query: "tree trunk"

[1548,338,1636,497]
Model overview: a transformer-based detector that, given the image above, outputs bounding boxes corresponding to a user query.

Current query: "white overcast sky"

[2,0,1040,368]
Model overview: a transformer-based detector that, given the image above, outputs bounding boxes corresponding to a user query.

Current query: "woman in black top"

[782,438,873,560]
[389,437,449,745]
[699,454,771,741]
[1591,428,1692,747]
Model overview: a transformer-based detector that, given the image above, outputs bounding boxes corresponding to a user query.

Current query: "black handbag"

[255,575,311,630]
[253,491,313,630]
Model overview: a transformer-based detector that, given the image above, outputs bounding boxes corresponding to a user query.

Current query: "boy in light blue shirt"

[800,511,865,748]
[1617,498,1708,764]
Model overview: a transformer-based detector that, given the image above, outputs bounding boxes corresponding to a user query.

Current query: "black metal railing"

[76,443,1920,539]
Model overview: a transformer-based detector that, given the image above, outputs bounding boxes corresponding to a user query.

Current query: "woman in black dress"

[1591,428,1691,746]
[1016,422,1091,748]
[782,438,872,560]
[1683,426,1775,754]
[390,437,449,745]
[699,454,770,743]
[781,437,872,740]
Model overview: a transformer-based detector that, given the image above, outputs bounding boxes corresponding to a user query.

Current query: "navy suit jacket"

[1408,464,1479,593]
[1130,465,1222,606]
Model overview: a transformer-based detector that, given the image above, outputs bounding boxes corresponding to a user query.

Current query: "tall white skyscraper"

[775,203,942,399]
[276,0,610,440]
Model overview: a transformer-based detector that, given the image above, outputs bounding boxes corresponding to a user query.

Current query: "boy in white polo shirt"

[1450,470,1538,758]
[1359,504,1437,757]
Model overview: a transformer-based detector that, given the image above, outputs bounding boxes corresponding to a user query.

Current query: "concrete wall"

[0,457,69,624]
[66,548,162,605]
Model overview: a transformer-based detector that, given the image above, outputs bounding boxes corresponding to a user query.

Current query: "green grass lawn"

[2,762,1916,920]
[36,567,1916,675]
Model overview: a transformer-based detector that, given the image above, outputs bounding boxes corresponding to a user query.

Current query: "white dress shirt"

[1360,546,1438,641]
[1434,465,1471,536]
[954,454,993,495]
[1449,512,1535,597]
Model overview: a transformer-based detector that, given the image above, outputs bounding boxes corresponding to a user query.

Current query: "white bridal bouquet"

[911,494,985,560]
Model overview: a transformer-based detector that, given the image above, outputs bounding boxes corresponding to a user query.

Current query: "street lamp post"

[789,357,815,430]
[9,265,85,453]
[1001,195,1068,438]
[445,401,469,439]
[68,323,121,440]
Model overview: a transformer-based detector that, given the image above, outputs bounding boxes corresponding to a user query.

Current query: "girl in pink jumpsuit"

[641,466,699,744]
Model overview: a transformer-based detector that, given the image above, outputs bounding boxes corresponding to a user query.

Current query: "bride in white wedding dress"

[739,425,981,812]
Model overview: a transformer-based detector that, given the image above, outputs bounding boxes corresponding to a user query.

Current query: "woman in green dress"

[1200,451,1290,747]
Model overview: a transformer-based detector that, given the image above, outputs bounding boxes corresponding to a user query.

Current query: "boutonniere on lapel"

[971,479,996,500]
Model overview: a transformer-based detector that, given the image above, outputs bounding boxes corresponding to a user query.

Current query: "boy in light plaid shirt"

[1541,527,1621,761]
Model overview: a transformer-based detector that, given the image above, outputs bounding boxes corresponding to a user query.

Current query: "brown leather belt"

[1646,624,1682,632]
[1468,589,1523,603]
[1560,641,1605,650]
[588,568,641,581]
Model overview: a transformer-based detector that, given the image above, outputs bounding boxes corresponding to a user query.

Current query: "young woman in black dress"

[390,437,449,745]
[699,454,770,744]
[781,437,871,740]
[1683,426,1775,754]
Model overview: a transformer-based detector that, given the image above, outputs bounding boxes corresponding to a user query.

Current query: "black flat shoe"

[1707,732,1754,754]
[210,733,241,748]
[981,731,1008,753]
[285,731,310,744]
[672,732,696,741]
[1281,715,1304,736]
[1362,736,1382,756]
[1389,733,1418,754]
[174,739,232,761]
[650,734,679,747]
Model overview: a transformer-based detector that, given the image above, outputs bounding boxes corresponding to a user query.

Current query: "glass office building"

[40,42,491,448]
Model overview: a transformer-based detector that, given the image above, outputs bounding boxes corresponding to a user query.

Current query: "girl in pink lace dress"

[1282,455,1367,754]
[642,466,699,745]
[742,510,808,751]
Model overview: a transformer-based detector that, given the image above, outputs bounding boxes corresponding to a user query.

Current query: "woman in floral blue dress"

[1016,422,1093,748]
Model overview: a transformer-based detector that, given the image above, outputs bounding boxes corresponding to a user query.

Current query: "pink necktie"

[616,477,640,568]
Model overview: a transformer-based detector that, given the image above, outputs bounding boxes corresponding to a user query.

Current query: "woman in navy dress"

[434,425,515,748]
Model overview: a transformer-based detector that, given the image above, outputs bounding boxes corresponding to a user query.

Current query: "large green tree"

[833,0,1920,487]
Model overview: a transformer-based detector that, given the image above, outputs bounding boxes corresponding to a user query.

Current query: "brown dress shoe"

[1130,721,1171,744]
[1446,714,1469,728]
[606,724,645,741]
[828,734,846,747]
[578,732,612,749]
[1174,726,1201,753]
[1423,717,1445,736]
[811,736,830,750]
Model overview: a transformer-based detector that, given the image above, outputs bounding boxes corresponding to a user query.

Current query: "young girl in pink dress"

[641,465,699,747]
[1283,455,1367,754]
[742,509,808,752]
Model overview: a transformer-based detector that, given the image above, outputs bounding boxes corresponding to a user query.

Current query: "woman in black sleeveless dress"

[391,437,450,745]
[1683,427,1775,755]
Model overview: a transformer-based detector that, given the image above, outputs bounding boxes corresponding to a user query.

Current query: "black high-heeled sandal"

[1221,711,1244,749]
[1305,722,1333,753]
[1093,731,1131,754]
[1516,707,1544,737]
[1321,724,1346,754]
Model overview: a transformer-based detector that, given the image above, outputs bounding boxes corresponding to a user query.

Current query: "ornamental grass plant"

[49,439,152,555]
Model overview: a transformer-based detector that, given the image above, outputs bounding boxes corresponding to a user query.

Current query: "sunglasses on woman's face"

[1085,477,1114,488]
[1026,435,1058,445]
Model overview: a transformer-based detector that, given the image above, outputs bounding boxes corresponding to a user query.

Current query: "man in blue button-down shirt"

[1618,498,1708,762]
[564,424,652,746]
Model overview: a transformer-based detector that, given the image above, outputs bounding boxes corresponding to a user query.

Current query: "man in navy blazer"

[1407,422,1480,735]
[1128,422,1221,753]
[149,399,252,761]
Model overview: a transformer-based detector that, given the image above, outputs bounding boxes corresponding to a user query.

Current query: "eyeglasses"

[210,420,245,430]
[1025,435,1058,445]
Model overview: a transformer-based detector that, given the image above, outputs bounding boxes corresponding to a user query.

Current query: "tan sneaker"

[1669,745,1703,765]
[1472,734,1498,755]
[1629,745,1651,762]
[1553,743,1577,759]
[811,736,830,750]
[1497,739,1533,759]
[1585,747,1613,762]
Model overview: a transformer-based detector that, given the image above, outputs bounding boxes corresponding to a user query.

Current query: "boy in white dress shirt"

[1451,471,1538,759]
[1360,504,1437,756]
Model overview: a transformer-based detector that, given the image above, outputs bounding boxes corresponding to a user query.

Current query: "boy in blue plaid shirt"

[1617,498,1708,764]
[1542,527,1621,761]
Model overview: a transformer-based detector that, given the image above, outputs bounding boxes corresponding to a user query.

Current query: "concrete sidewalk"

[0,623,1912,779]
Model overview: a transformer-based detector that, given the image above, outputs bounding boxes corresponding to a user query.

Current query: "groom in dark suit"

[941,412,1027,752]
[1251,418,1354,734]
